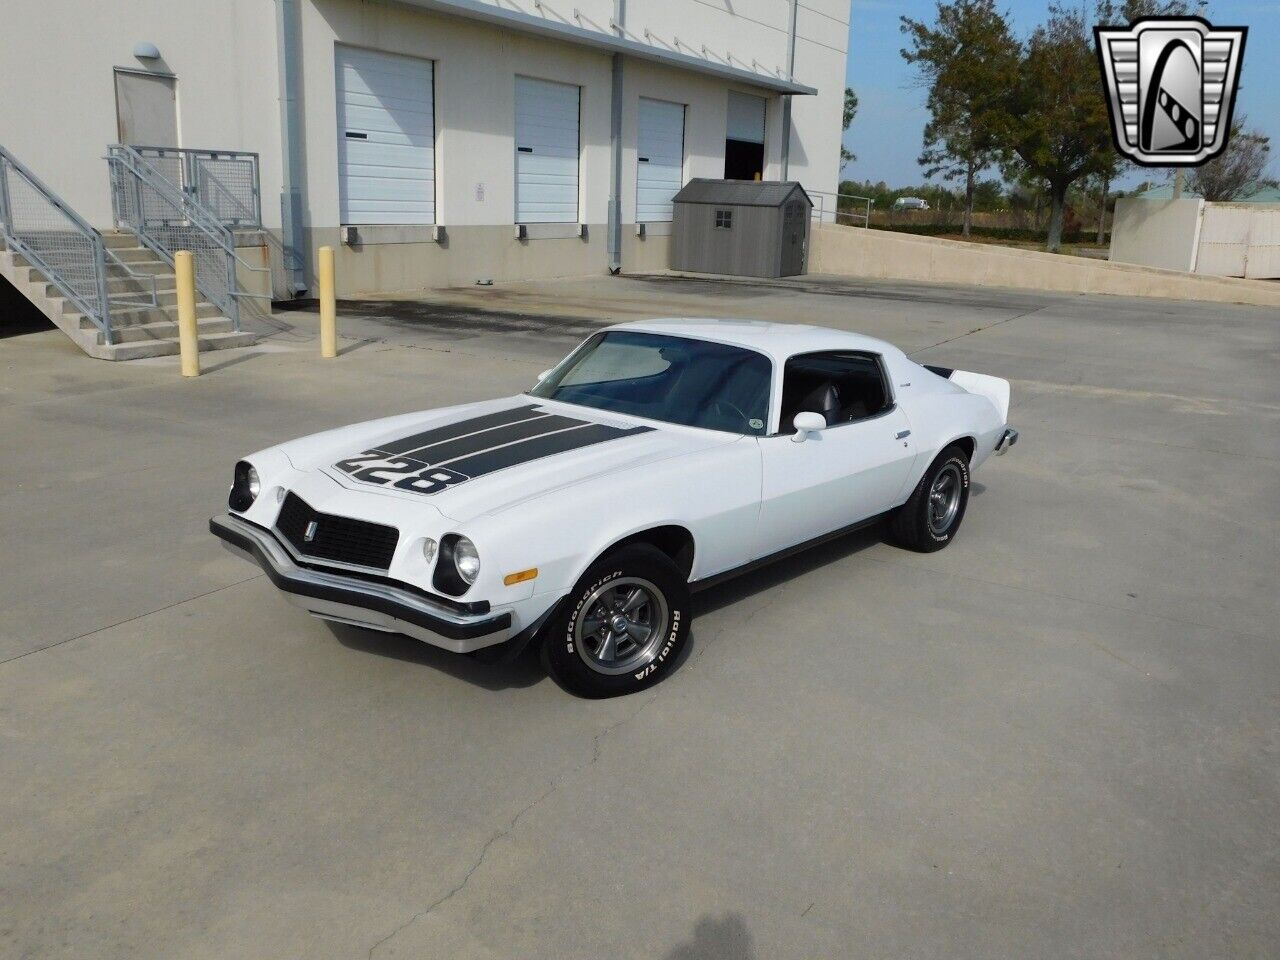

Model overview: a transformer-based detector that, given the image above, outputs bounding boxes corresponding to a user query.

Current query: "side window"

[714,209,733,229]
[778,352,891,428]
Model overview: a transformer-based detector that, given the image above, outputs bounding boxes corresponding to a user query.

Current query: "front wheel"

[540,544,691,698]
[888,444,971,552]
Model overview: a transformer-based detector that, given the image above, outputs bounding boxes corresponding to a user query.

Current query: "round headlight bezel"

[433,533,482,596]
[229,460,260,512]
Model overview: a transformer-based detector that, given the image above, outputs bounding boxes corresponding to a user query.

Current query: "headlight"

[229,460,260,512]
[453,537,481,584]
[433,533,481,595]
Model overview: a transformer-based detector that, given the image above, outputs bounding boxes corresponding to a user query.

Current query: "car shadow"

[327,507,971,693]
[326,622,547,691]
[692,521,887,619]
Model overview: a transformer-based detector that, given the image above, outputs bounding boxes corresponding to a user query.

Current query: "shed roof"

[672,179,811,208]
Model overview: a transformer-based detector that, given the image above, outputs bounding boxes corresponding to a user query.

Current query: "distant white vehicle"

[212,320,1017,698]
[893,196,930,210]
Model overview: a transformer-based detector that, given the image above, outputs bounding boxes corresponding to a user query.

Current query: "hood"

[277,397,737,523]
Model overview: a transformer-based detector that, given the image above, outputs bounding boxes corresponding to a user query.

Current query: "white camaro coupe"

[211,320,1017,697]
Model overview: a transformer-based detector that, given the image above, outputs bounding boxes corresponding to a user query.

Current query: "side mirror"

[791,411,827,443]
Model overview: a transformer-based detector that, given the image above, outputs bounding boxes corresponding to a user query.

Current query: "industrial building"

[0,0,850,314]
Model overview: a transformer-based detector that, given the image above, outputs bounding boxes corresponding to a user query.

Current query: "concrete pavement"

[1,274,1277,958]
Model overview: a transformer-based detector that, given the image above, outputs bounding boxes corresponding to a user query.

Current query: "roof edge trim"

[389,0,818,95]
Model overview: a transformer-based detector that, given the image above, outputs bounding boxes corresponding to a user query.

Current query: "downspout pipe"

[276,0,308,296]
[780,0,798,179]
[607,0,626,274]
[607,54,623,274]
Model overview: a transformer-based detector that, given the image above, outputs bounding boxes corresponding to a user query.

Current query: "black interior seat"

[797,382,842,426]
[779,352,891,430]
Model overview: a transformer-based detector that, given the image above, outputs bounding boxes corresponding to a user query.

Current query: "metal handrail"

[111,145,272,289]
[0,144,158,345]
[129,145,262,227]
[809,190,873,228]
[107,145,270,331]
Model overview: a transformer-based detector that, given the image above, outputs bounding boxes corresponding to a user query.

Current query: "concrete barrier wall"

[809,223,1280,308]
[1110,198,1280,280]
[1110,198,1203,272]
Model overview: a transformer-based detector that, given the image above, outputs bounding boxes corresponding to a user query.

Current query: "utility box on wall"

[671,179,812,278]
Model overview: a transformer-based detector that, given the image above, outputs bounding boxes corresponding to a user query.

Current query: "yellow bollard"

[318,245,337,358]
[175,250,200,377]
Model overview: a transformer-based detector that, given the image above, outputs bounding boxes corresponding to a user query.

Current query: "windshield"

[529,330,772,435]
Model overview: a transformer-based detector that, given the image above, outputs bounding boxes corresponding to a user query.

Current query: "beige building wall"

[0,0,280,229]
[0,0,849,295]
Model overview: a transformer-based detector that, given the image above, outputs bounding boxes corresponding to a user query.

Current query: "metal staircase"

[0,143,259,360]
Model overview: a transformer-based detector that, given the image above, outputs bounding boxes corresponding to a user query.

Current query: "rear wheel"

[888,445,971,552]
[540,544,691,698]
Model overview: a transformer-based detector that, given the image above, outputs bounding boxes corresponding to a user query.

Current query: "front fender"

[468,437,762,603]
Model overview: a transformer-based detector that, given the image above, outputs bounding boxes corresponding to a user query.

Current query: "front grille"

[275,492,399,570]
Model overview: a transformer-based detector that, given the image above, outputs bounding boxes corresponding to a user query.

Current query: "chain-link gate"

[107,145,266,331]
[130,146,262,228]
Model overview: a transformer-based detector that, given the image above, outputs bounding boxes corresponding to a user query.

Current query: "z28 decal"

[334,406,652,495]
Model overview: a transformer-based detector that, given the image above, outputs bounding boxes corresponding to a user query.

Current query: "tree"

[996,0,1201,252]
[1095,0,1207,209]
[840,88,859,168]
[998,4,1115,252]
[1187,118,1273,200]
[900,0,1018,236]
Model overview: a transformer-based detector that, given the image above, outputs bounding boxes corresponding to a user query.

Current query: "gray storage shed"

[670,179,812,278]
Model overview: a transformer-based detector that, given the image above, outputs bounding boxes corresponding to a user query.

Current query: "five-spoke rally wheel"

[888,444,971,552]
[541,544,690,698]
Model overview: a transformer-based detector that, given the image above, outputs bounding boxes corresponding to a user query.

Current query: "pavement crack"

[364,692,661,958]
[365,780,556,959]
[0,574,263,669]
[909,304,1046,353]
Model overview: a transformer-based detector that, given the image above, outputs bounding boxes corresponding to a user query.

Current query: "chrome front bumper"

[995,427,1019,455]
[209,513,513,653]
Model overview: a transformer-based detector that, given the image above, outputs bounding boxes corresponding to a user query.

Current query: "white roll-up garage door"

[726,91,767,144]
[336,46,435,225]
[636,98,685,223]
[515,76,580,223]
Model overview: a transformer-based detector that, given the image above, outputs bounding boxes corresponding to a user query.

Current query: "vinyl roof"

[392,0,818,96]
[672,179,812,207]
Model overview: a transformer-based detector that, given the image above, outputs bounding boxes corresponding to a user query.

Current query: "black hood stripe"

[377,403,543,456]
[336,403,654,497]
[441,423,653,478]
[395,414,587,466]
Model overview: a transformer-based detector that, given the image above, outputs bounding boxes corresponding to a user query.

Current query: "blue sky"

[841,0,1279,189]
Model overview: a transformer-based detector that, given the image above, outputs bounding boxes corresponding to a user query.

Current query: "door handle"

[896,430,911,439]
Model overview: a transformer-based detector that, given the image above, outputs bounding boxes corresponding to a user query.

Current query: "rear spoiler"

[924,364,1010,423]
